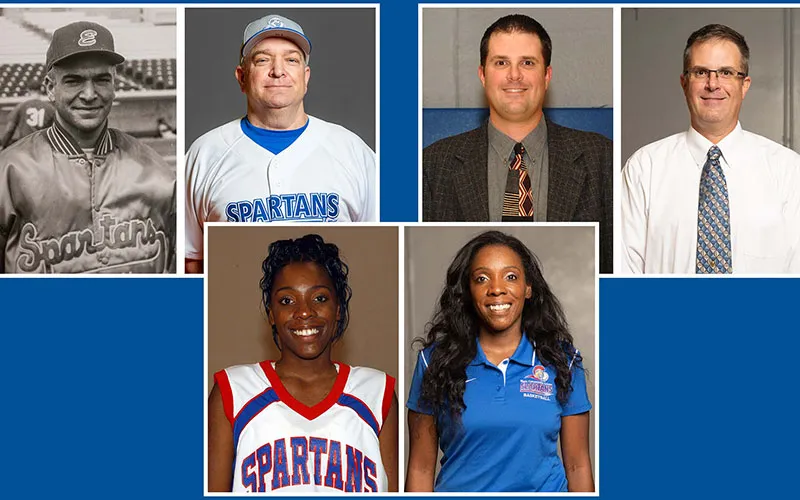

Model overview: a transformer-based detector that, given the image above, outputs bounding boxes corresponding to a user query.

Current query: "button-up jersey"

[185,116,376,260]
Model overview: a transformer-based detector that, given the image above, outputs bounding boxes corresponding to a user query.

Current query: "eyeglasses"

[684,67,748,81]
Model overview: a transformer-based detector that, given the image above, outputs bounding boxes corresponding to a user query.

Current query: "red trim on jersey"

[381,374,396,427]
[260,360,351,421]
[213,369,235,426]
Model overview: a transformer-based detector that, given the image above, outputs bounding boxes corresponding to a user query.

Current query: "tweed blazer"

[422,118,613,273]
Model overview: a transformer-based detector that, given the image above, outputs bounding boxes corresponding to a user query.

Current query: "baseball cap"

[240,14,312,63]
[46,21,125,71]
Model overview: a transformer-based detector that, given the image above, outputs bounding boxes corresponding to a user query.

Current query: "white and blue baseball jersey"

[407,337,591,492]
[185,116,377,260]
[214,361,394,493]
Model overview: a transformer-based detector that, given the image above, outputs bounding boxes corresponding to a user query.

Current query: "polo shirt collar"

[687,121,743,170]
[46,119,114,157]
[470,335,537,367]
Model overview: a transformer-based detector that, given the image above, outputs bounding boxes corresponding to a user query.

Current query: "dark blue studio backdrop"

[3,0,800,499]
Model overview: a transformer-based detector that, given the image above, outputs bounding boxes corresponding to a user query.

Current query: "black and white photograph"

[0,7,177,274]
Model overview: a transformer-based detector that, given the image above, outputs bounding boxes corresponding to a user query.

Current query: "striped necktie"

[502,143,534,217]
[696,145,732,274]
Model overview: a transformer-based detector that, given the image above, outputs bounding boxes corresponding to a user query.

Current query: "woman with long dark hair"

[406,230,593,492]
[208,234,398,492]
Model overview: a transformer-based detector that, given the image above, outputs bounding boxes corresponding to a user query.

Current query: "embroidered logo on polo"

[15,216,169,273]
[226,193,340,222]
[520,364,554,400]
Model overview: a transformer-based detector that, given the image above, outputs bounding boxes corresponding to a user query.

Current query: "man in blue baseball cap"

[235,14,313,130]
[184,13,377,274]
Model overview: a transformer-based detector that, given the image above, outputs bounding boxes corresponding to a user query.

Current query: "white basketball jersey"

[185,115,377,259]
[215,361,394,493]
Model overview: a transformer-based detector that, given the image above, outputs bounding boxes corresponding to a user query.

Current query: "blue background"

[3,0,800,498]
[423,108,613,148]
[4,277,800,498]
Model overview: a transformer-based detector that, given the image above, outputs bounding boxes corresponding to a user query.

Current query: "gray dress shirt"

[487,120,549,221]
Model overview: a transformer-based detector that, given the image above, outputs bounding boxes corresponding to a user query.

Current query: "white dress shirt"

[622,123,800,274]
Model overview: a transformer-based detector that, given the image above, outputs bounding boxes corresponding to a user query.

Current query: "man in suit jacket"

[423,14,613,274]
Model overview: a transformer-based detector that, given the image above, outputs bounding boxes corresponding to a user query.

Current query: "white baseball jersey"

[185,116,377,260]
[214,361,394,493]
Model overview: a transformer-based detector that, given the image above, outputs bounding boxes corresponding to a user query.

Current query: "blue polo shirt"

[407,336,591,492]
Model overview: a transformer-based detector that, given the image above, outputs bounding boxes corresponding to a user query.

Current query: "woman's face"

[268,261,340,361]
[468,244,532,336]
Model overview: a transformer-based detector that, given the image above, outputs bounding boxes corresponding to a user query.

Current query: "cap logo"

[268,17,284,28]
[78,29,98,47]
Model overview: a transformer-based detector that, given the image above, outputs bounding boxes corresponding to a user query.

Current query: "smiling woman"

[406,230,594,493]
[207,234,398,493]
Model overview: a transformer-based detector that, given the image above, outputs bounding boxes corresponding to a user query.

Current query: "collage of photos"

[205,223,596,493]
[1,2,799,496]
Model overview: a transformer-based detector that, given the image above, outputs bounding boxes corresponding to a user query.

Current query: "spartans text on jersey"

[240,436,380,492]
[16,216,169,273]
[225,193,340,222]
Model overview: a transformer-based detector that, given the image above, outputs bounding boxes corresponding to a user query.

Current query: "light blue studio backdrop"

[3,277,800,499]
[423,108,613,147]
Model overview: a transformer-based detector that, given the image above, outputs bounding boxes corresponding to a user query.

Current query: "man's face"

[479,31,552,127]
[46,53,116,135]
[681,39,751,137]
[236,37,310,112]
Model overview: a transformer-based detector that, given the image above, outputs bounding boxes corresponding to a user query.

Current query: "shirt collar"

[686,121,743,170]
[46,119,114,158]
[470,335,536,367]
[488,118,548,162]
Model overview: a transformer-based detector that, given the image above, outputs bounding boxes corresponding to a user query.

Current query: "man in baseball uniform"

[0,80,55,149]
[185,14,377,274]
[0,21,176,273]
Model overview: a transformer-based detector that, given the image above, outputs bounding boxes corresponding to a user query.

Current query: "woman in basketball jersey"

[406,231,594,492]
[208,234,398,492]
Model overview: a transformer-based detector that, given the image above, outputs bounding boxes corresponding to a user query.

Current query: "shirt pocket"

[737,196,789,273]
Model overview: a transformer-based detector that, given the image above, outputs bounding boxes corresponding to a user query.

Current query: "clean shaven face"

[479,31,552,128]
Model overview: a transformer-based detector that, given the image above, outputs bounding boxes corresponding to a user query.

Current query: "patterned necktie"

[696,145,732,274]
[502,143,534,217]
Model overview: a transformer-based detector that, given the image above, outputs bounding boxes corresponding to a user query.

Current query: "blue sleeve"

[406,350,433,414]
[562,355,592,416]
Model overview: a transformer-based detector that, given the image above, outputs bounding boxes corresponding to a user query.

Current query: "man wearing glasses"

[622,24,800,274]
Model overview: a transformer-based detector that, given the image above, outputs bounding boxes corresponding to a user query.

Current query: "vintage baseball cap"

[46,21,125,71]
[240,14,312,62]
